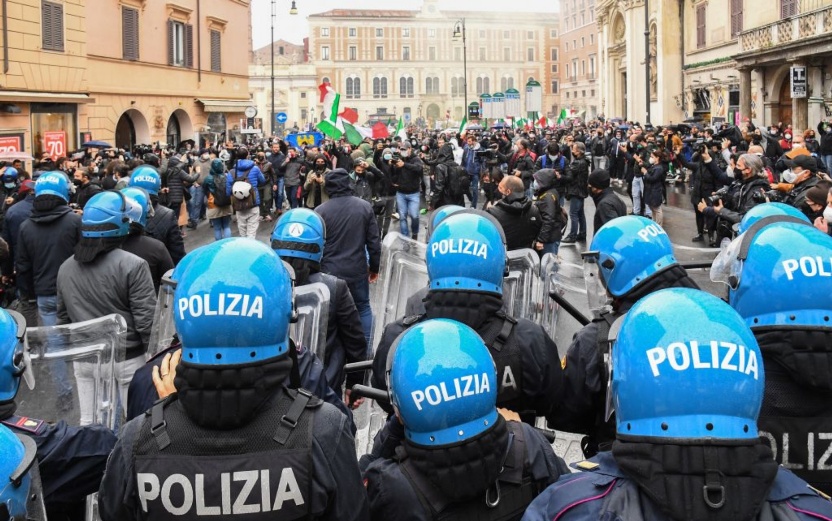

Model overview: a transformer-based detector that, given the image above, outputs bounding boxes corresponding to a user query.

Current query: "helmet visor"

[582,251,611,312]
[604,315,626,423]
[9,310,33,391]
[710,236,744,290]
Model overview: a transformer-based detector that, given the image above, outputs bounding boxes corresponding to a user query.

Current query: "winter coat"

[1,193,33,276]
[303,169,331,209]
[146,202,186,265]
[817,122,832,155]
[508,151,536,189]
[642,163,666,208]
[225,159,266,206]
[280,155,305,187]
[203,172,233,220]
[391,155,424,194]
[75,181,102,210]
[592,187,627,232]
[163,157,198,207]
[565,156,590,199]
[487,193,542,250]
[678,155,731,205]
[121,233,174,293]
[533,169,567,244]
[16,204,81,296]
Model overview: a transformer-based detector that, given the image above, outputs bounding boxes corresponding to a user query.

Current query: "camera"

[707,186,730,205]
[762,190,783,203]
[391,152,402,162]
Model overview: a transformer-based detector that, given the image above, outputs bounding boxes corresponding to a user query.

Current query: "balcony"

[739,1,832,53]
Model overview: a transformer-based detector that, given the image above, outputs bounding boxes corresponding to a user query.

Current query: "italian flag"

[316,82,343,140]
[556,108,568,126]
[459,115,468,135]
[395,117,407,141]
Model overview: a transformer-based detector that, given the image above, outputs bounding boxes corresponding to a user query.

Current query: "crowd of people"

[0,113,831,521]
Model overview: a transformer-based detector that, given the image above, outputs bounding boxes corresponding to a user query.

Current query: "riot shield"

[147,269,176,361]
[540,254,591,358]
[292,282,330,360]
[17,314,127,430]
[502,249,541,323]
[369,233,428,354]
[670,242,725,300]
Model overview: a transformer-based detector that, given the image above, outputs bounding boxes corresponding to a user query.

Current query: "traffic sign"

[276,112,288,124]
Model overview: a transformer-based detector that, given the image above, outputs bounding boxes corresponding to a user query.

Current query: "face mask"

[649,157,657,165]
[4,182,15,190]
[785,134,792,140]
[824,206,832,222]
[201,154,209,161]
[548,154,558,161]
[532,180,540,192]
[781,170,797,183]
[383,154,392,161]
[315,164,326,171]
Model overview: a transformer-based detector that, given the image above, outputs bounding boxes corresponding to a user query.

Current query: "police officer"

[98,239,369,521]
[523,288,832,521]
[0,307,116,521]
[364,319,567,521]
[0,424,46,521]
[128,165,186,264]
[271,208,367,405]
[713,213,832,494]
[372,211,563,423]
[549,216,700,457]
[120,186,174,292]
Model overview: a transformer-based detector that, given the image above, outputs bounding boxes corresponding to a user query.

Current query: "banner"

[525,80,542,114]
[505,88,521,118]
[43,131,66,161]
[492,92,506,120]
[285,132,324,148]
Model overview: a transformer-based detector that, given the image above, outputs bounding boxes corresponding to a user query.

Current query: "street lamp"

[272,0,298,137]
[453,19,467,121]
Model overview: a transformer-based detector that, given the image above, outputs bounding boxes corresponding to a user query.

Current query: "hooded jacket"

[162,156,198,207]
[16,203,81,296]
[316,169,381,282]
[487,193,542,250]
[226,159,266,206]
[533,169,567,244]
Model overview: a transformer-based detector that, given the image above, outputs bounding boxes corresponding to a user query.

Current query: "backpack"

[447,163,471,198]
[230,169,255,212]
[208,173,232,208]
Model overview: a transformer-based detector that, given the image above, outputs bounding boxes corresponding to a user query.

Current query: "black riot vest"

[131,388,319,521]
[396,421,538,521]
[582,309,619,458]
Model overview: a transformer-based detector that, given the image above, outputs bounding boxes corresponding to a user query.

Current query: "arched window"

[483,77,490,94]
[373,77,381,98]
[353,78,361,98]
[476,77,483,95]
[426,76,439,95]
[346,78,355,99]
[451,77,459,97]
[407,77,414,97]
[501,76,514,92]
[400,77,407,98]
[380,77,388,98]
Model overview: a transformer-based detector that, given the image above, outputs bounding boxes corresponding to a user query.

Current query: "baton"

[344,360,374,373]
[547,290,591,326]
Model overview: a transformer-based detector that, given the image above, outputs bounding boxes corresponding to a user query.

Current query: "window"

[454,47,461,61]
[376,46,384,61]
[321,46,330,60]
[479,47,486,61]
[122,6,139,61]
[565,19,569,31]
[278,46,284,55]
[301,108,307,121]
[479,29,486,38]
[41,1,64,52]
[581,13,585,25]
[403,28,410,37]
[565,64,569,78]
[550,29,558,38]
[551,48,558,61]
[500,76,514,91]
[551,64,558,73]
[565,42,569,51]
[590,56,596,78]
[428,29,436,38]
[527,47,534,61]
[696,5,706,48]
[373,77,388,98]
[581,37,585,47]
[210,29,221,72]
[429,47,436,61]
[376,28,383,37]
[425,76,439,95]
[731,0,743,37]
[321,27,329,37]
[582,90,586,97]
[781,0,798,17]
[475,77,490,95]
[527,31,534,39]
[400,76,414,97]
[572,58,578,79]
[551,80,558,94]
[565,92,569,99]
[349,27,357,37]
[451,77,459,97]
[402,46,410,61]
[504,30,510,38]
[503,48,510,61]
[591,89,595,97]
[573,39,577,49]
[349,46,357,61]
[346,77,361,99]
[590,34,594,45]
[167,20,193,68]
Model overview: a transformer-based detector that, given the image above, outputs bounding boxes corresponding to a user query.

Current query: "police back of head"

[387,319,511,501]
[0,309,29,408]
[74,191,143,263]
[0,425,42,521]
[172,239,295,428]
[33,171,71,213]
[129,165,161,200]
[270,208,325,285]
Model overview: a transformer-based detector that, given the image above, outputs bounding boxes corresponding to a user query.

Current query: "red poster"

[43,131,67,161]
[0,136,22,154]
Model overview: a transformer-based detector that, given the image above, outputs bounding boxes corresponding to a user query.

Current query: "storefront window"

[31,103,77,161]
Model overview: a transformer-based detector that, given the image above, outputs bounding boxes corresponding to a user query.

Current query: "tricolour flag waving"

[316,82,343,140]
[556,108,568,126]
[459,115,468,135]
[395,117,407,141]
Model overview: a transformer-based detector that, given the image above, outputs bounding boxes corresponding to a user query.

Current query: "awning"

[0,91,94,104]
[196,99,253,113]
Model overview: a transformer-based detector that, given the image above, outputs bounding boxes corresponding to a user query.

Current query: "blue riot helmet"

[0,309,32,403]
[270,208,326,263]
[386,318,498,445]
[585,216,677,298]
[34,171,70,202]
[173,239,294,365]
[426,211,507,295]
[737,202,810,235]
[2,167,19,189]
[0,425,40,521]
[426,204,465,238]
[80,191,143,238]
[712,222,832,328]
[128,165,161,196]
[120,187,153,228]
[610,288,764,440]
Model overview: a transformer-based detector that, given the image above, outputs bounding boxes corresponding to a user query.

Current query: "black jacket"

[268,151,286,179]
[592,188,627,232]
[163,157,198,207]
[1,193,34,277]
[707,175,770,224]
[565,156,590,199]
[146,202,186,265]
[487,193,542,251]
[678,155,730,204]
[784,174,823,218]
[390,155,424,194]
[121,233,174,292]
[533,169,567,244]
[16,204,81,296]
[818,122,832,155]
[642,163,666,208]
[74,181,102,210]
[316,169,381,282]
[508,152,536,189]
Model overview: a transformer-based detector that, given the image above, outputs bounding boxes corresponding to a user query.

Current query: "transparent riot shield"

[671,242,725,299]
[502,249,541,322]
[292,282,330,360]
[17,314,126,431]
[147,269,176,361]
[370,233,428,354]
[539,254,592,358]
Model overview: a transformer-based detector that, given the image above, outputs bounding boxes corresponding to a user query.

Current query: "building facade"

[0,0,251,161]
[560,0,601,120]
[306,0,559,128]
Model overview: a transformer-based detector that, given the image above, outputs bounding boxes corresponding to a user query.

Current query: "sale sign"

[43,131,66,161]
[0,135,22,154]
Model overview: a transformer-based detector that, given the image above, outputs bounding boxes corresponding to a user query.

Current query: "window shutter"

[210,30,221,72]
[41,2,53,50]
[167,20,174,65]
[696,6,706,48]
[123,7,139,61]
[42,1,64,52]
[781,0,797,18]
[184,24,194,68]
[53,2,64,51]
[731,0,743,36]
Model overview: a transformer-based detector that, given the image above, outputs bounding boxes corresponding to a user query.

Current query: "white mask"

[781,170,797,183]
[548,154,558,161]
[649,157,657,165]
[824,206,832,223]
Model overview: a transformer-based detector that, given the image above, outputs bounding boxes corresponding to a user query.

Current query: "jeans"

[235,206,260,239]
[568,197,587,237]
[823,154,832,175]
[285,184,301,209]
[631,177,652,218]
[275,177,285,212]
[36,295,72,397]
[396,191,421,237]
[188,185,204,224]
[541,241,560,256]
[467,175,479,208]
[211,215,232,241]
[346,277,372,353]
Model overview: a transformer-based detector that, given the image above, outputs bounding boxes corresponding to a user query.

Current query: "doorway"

[778,79,793,127]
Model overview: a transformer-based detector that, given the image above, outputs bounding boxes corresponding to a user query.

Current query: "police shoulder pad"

[2,415,45,435]
[576,460,600,471]
[807,485,832,501]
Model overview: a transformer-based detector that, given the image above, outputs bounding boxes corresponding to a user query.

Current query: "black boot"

[692,234,704,242]
[562,235,577,244]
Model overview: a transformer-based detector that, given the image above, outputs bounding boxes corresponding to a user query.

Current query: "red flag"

[318,82,332,104]
[338,107,359,124]
[372,121,389,139]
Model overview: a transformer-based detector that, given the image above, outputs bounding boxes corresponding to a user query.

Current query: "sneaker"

[692,235,704,242]
[392,212,400,220]
[562,235,577,244]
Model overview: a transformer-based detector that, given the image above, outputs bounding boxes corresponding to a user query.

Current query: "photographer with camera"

[303,155,331,210]
[773,154,826,218]
[279,147,305,209]
[461,134,485,208]
[391,142,424,239]
[677,143,730,244]
[697,153,769,244]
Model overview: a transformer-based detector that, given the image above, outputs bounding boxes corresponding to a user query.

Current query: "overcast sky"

[251,0,560,49]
